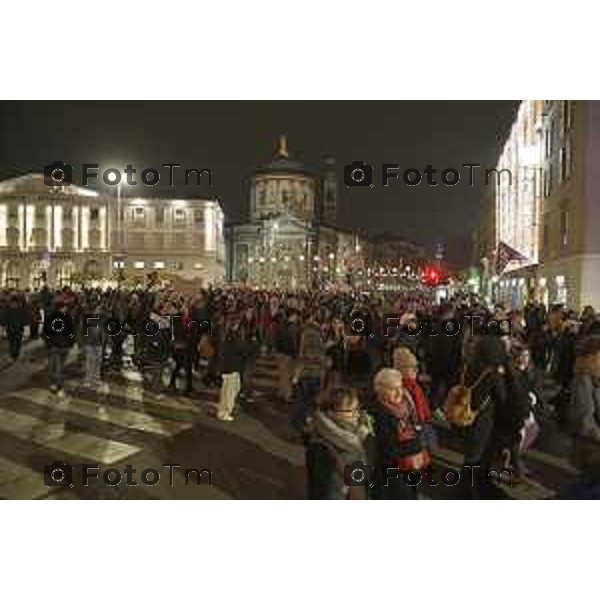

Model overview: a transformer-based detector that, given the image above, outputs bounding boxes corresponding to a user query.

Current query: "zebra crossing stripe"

[0,406,141,464]
[70,382,205,416]
[10,388,193,437]
[0,456,49,499]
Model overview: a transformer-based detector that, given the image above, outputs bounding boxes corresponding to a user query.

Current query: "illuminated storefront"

[496,100,544,270]
[495,100,544,306]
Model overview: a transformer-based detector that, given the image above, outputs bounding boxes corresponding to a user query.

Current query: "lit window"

[563,100,572,132]
[153,261,165,269]
[560,206,569,247]
[134,261,145,269]
[544,164,553,197]
[113,260,125,268]
[193,262,203,270]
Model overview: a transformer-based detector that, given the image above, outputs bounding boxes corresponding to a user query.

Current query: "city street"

[0,338,579,500]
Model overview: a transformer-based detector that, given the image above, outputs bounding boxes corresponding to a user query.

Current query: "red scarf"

[378,391,418,442]
[402,378,431,423]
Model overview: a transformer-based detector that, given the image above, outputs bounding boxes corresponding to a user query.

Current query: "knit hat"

[393,346,418,370]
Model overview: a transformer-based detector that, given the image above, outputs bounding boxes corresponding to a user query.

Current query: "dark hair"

[320,387,359,412]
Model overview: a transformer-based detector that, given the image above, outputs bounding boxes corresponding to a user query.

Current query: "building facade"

[486,100,600,311]
[0,173,225,289]
[493,100,545,308]
[537,100,600,310]
[227,136,369,289]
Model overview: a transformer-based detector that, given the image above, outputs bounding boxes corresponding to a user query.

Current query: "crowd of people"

[1,285,600,499]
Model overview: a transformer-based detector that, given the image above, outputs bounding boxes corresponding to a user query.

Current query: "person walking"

[216,322,247,421]
[567,336,600,471]
[291,315,327,435]
[4,293,30,361]
[43,301,76,396]
[82,296,106,392]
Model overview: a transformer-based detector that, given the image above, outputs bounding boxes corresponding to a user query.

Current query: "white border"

[2,1,600,599]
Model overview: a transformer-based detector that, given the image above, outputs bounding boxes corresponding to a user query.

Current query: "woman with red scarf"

[370,368,430,500]
[393,346,438,452]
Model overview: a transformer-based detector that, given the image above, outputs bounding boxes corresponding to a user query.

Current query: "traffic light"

[422,266,442,287]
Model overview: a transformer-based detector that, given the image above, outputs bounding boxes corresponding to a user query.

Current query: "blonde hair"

[393,346,417,371]
[373,368,403,396]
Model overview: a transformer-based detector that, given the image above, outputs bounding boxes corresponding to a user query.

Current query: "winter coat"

[305,411,367,500]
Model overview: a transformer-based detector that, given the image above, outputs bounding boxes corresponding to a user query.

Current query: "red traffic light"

[422,267,441,286]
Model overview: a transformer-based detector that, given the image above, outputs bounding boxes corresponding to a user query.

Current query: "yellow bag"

[444,367,492,427]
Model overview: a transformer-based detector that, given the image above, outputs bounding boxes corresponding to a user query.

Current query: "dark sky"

[0,101,517,263]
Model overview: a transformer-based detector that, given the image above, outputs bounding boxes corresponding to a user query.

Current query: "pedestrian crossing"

[0,406,140,463]
[0,350,294,499]
[0,379,209,499]
[10,388,193,437]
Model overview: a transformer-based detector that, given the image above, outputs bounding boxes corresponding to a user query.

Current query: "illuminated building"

[489,100,600,310]
[0,173,225,288]
[227,136,369,289]
[494,100,544,307]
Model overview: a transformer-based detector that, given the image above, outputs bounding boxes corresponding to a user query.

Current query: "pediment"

[0,173,98,198]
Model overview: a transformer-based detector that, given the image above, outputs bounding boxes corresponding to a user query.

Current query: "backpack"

[444,367,493,428]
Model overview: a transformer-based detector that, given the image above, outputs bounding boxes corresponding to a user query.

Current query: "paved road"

[0,346,580,499]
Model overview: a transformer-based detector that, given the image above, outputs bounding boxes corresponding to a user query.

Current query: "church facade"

[226,137,369,289]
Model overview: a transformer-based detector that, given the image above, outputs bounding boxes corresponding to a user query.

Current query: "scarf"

[310,411,366,465]
[377,390,419,442]
[402,378,431,423]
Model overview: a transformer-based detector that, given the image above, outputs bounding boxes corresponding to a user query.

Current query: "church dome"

[253,135,315,176]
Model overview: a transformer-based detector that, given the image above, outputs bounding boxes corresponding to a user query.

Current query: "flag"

[495,241,528,274]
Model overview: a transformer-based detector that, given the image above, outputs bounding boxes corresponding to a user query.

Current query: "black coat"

[305,442,350,500]
[219,335,249,374]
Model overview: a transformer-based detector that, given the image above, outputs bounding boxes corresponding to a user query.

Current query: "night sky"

[0,101,518,266]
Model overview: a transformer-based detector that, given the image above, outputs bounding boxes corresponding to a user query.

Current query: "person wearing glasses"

[305,387,373,499]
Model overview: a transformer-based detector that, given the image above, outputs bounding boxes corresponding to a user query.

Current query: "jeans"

[85,345,103,386]
[49,347,69,390]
